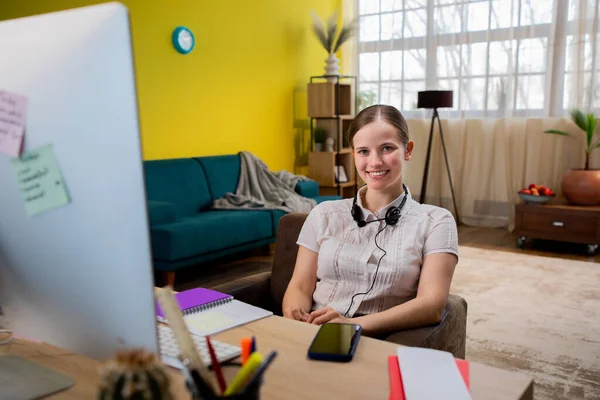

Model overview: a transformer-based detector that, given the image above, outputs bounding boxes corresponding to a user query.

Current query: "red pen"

[205,336,227,394]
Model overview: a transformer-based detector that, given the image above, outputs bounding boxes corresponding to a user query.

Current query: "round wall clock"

[172,26,195,54]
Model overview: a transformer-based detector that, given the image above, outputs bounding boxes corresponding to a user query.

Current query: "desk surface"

[1,315,533,400]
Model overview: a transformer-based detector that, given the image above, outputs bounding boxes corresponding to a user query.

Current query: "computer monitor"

[0,2,158,361]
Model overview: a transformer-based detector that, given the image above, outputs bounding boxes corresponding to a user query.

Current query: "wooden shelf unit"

[308,151,356,187]
[307,82,354,117]
[307,76,358,198]
[313,119,354,150]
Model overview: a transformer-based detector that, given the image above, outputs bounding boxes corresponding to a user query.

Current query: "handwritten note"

[11,144,70,217]
[0,90,28,157]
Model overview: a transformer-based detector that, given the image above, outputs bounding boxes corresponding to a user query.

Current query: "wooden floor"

[174,225,600,291]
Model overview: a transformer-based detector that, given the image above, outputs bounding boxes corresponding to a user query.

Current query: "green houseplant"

[544,108,600,205]
[314,127,326,152]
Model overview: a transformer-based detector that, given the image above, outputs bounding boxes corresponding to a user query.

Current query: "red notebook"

[388,355,470,400]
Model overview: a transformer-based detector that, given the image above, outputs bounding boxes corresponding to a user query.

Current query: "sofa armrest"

[294,180,319,198]
[209,271,273,311]
[382,294,467,359]
[147,201,178,226]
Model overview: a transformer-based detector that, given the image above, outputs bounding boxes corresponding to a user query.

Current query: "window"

[357,0,600,117]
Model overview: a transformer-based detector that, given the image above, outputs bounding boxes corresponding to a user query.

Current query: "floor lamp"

[417,90,460,225]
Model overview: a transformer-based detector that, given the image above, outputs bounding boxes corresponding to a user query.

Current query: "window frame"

[356,0,599,118]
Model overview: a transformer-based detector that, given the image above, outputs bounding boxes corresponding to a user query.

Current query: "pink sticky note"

[0,90,28,157]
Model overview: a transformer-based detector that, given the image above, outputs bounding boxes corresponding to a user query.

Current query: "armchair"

[211,213,468,358]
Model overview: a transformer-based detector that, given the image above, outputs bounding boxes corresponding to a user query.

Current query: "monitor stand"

[0,355,75,399]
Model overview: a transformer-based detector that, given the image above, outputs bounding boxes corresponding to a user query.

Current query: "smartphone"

[307,323,362,362]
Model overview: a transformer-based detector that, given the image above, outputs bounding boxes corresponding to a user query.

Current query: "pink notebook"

[155,287,233,319]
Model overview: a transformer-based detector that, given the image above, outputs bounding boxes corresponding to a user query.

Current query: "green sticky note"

[11,144,70,217]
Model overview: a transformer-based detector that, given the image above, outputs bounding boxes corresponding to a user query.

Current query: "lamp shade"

[417,90,453,109]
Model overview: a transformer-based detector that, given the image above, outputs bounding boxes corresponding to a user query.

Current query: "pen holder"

[186,377,262,400]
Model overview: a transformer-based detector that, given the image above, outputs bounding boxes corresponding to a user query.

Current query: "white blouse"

[296,186,458,317]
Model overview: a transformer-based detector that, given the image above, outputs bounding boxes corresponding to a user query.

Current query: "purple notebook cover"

[155,287,233,318]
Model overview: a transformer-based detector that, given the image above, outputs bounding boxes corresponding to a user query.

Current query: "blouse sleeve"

[423,209,459,259]
[296,205,322,253]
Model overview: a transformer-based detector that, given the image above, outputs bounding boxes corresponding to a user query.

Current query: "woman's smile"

[366,170,390,180]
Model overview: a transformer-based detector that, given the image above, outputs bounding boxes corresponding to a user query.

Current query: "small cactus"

[98,348,172,400]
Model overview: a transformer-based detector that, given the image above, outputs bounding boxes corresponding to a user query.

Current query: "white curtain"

[348,0,600,228]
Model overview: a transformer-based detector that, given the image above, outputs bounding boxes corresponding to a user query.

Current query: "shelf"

[320,180,356,189]
[308,151,355,187]
[307,76,357,197]
[312,114,354,120]
[319,181,358,198]
[338,181,356,188]
[312,148,352,154]
[307,83,353,117]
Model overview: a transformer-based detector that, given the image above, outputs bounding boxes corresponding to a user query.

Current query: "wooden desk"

[1,316,533,399]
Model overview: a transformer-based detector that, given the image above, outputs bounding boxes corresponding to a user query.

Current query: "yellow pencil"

[224,352,263,396]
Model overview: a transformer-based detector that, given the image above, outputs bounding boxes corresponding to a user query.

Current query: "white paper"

[184,300,272,336]
[397,347,471,400]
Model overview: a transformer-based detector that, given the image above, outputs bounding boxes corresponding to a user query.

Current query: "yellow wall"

[0,0,342,172]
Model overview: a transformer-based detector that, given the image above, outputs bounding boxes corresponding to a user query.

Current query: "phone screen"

[309,323,361,355]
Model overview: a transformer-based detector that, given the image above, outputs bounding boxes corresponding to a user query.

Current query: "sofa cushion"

[150,210,273,261]
[295,180,319,198]
[196,155,240,202]
[144,159,212,217]
[314,195,341,203]
[147,201,179,226]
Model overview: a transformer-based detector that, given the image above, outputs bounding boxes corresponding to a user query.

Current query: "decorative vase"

[560,169,600,206]
[324,53,340,82]
[325,137,335,152]
[315,143,323,152]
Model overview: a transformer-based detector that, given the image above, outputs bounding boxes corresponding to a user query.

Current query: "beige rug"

[452,246,600,400]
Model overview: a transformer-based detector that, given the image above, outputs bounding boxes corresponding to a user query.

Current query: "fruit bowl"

[518,192,555,204]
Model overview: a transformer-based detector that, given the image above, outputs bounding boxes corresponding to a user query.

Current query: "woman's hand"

[306,306,351,325]
[283,307,309,322]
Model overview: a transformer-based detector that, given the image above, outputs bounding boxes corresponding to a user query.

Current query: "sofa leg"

[162,271,175,288]
[262,244,273,256]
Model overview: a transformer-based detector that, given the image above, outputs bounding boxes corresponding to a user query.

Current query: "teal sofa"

[144,154,338,285]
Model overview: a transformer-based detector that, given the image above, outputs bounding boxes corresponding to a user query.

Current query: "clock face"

[172,27,195,54]
[178,30,193,51]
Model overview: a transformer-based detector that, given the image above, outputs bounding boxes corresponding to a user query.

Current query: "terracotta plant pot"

[561,169,600,206]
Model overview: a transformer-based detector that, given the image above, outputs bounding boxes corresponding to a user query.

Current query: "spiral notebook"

[155,287,272,336]
[155,287,233,319]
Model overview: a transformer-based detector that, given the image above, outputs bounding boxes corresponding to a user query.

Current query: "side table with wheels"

[514,203,600,255]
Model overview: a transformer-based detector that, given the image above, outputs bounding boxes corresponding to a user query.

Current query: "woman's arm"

[307,252,457,335]
[353,252,457,335]
[282,246,319,321]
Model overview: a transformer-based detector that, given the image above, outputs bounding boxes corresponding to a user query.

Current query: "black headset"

[351,183,409,228]
[343,183,410,317]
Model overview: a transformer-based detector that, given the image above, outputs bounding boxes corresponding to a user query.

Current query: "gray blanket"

[212,151,317,213]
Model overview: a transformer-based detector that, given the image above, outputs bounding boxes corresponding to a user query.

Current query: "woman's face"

[352,119,413,193]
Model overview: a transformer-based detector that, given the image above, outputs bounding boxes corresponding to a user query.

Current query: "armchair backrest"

[269,213,308,315]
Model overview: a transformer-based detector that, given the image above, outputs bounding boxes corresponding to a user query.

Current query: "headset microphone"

[351,183,408,228]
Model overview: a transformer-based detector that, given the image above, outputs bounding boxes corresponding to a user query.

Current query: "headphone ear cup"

[351,204,363,223]
[385,206,401,225]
